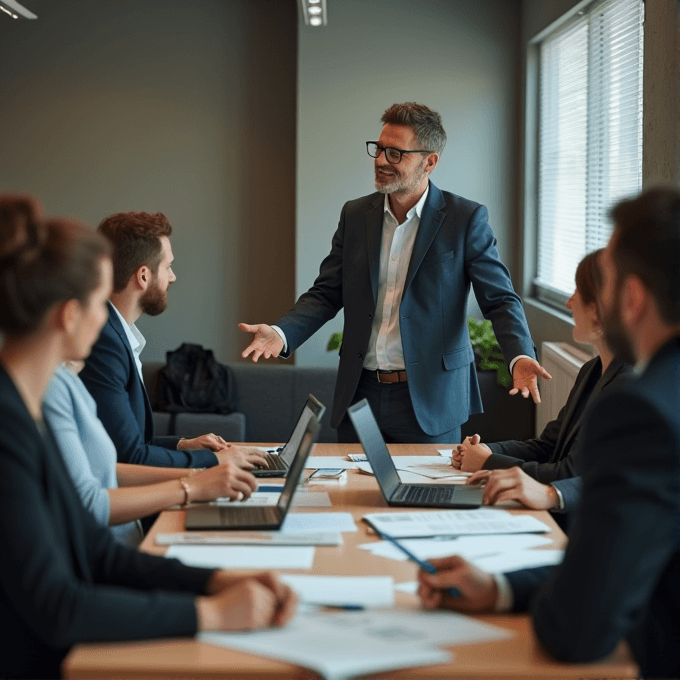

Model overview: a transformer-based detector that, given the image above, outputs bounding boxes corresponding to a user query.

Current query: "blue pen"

[378,531,461,598]
[325,604,365,611]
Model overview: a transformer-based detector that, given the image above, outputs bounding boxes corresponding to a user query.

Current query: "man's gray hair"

[381,103,447,156]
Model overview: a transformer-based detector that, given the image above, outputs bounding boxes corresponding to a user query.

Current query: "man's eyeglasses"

[366,141,431,165]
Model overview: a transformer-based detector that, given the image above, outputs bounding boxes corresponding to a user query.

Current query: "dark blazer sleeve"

[80,324,217,468]
[0,421,213,656]
[551,476,581,512]
[275,202,347,357]
[506,391,680,664]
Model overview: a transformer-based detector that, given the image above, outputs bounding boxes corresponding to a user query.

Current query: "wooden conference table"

[64,443,637,680]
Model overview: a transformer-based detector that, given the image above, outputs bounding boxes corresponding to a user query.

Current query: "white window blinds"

[536,0,643,304]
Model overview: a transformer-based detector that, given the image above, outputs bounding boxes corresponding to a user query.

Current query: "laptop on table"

[347,399,483,509]
[254,394,326,477]
[185,415,320,530]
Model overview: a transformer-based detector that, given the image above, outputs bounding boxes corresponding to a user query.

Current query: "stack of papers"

[201,607,512,680]
[278,575,394,608]
[363,508,551,538]
[358,533,553,562]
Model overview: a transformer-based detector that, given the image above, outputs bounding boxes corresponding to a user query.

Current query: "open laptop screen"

[347,399,400,501]
[280,394,326,466]
[277,416,320,514]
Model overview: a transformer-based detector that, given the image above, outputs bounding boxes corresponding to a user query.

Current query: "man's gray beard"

[375,170,426,195]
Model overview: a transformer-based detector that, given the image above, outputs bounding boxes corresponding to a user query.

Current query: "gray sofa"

[142,361,535,446]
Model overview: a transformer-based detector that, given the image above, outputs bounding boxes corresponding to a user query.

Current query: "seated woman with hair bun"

[0,194,296,680]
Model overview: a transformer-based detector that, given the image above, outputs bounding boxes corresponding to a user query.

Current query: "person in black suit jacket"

[452,250,633,519]
[0,196,296,679]
[417,188,680,679]
[80,211,267,470]
[239,103,549,444]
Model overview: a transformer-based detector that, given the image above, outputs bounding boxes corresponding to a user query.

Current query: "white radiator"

[536,342,593,436]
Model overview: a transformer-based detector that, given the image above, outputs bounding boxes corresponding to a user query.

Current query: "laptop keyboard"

[219,506,280,525]
[263,451,287,470]
[396,486,454,505]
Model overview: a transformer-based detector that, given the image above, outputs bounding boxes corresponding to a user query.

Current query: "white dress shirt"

[110,303,146,381]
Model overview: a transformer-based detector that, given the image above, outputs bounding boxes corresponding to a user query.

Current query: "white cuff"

[493,573,514,612]
[509,354,534,375]
[271,325,288,353]
[550,483,565,512]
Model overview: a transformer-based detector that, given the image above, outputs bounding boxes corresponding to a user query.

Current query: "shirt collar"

[110,303,146,357]
[383,184,430,223]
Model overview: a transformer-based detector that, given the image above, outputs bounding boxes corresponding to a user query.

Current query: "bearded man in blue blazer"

[417,187,680,679]
[241,103,548,443]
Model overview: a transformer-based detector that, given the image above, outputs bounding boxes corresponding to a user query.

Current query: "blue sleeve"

[43,372,112,525]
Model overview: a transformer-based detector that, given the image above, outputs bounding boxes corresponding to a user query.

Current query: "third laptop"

[347,399,483,509]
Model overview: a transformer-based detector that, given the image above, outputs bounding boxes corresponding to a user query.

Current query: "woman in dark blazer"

[0,196,295,679]
[452,249,633,511]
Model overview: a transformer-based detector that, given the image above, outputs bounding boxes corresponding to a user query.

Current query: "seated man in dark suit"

[80,211,267,469]
[417,187,680,679]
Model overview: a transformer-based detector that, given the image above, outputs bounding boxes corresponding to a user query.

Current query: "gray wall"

[294,0,522,367]
[0,0,297,363]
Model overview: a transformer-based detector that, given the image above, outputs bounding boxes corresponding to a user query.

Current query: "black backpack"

[158,343,237,414]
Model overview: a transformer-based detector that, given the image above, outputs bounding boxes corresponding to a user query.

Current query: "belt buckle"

[376,370,390,384]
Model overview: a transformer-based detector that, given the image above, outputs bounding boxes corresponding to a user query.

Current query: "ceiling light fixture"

[0,0,37,19]
[299,0,327,27]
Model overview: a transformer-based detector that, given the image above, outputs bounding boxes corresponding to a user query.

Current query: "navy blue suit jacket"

[505,338,680,678]
[80,302,217,468]
[275,182,536,434]
[0,365,213,679]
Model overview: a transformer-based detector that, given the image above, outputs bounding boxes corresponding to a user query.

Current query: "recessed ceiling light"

[300,0,327,26]
[308,5,321,14]
[310,16,322,26]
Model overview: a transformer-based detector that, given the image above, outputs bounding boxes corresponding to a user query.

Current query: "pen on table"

[324,604,365,611]
[378,531,461,598]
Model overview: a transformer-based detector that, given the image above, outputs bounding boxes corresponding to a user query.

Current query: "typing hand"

[467,467,559,510]
[456,434,493,472]
[187,462,258,502]
[178,433,229,452]
[509,357,552,404]
[239,323,284,362]
[214,445,268,470]
[197,571,298,631]
[417,556,498,614]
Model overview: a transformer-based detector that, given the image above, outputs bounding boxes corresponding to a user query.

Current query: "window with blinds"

[535,0,643,307]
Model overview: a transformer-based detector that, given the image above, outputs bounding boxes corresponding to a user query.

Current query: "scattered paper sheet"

[358,533,553,562]
[281,512,358,533]
[212,494,279,506]
[471,549,564,573]
[156,531,341,546]
[166,544,315,569]
[291,492,332,507]
[279,575,394,608]
[438,449,454,457]
[395,581,418,595]
[363,509,551,538]
[201,606,510,680]
[306,456,360,469]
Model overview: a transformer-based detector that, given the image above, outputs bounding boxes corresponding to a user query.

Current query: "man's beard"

[374,161,427,195]
[140,279,168,317]
[603,292,637,365]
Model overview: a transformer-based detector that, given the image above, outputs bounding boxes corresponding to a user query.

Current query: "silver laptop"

[254,394,325,477]
[347,399,483,509]
[185,415,320,530]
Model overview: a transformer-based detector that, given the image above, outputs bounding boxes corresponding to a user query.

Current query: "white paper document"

[358,533,553,562]
[363,509,552,538]
[201,607,511,680]
[280,512,358,533]
[394,581,419,595]
[156,531,341,546]
[279,575,394,608]
[306,456,360,469]
[165,544,315,569]
[471,549,564,573]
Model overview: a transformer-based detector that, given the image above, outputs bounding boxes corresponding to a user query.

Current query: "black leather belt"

[368,369,408,384]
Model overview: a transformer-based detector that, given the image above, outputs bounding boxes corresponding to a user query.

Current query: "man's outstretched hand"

[239,323,284,362]
[509,357,552,404]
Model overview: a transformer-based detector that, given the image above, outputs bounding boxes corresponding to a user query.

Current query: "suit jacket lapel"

[404,182,446,293]
[365,195,385,305]
[106,302,154,432]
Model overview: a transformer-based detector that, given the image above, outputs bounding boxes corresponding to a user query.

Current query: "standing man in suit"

[241,102,549,443]
[417,187,680,679]
[81,211,267,469]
